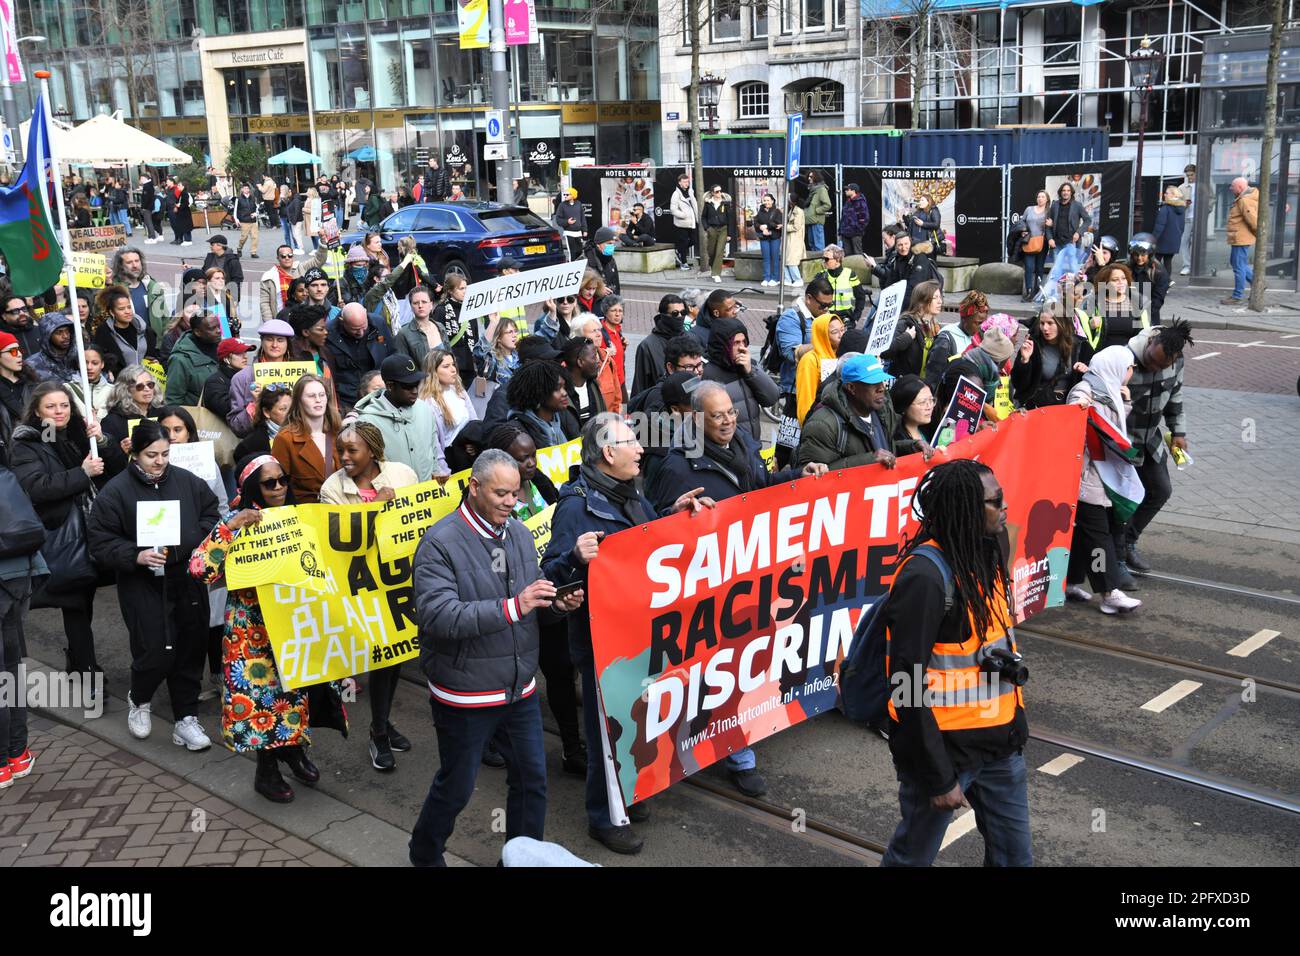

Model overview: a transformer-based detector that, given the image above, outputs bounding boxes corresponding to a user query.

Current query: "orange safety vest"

[886,544,1024,731]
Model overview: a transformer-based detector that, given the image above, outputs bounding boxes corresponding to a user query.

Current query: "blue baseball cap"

[841,354,894,386]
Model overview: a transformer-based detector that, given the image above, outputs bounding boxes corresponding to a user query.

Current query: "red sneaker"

[0,762,11,789]
[8,749,35,778]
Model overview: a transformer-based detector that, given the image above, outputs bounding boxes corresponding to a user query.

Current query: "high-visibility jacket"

[886,544,1024,732]
[821,266,860,317]
[500,304,528,335]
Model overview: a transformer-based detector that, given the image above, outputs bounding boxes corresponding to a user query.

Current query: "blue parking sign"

[786,113,803,180]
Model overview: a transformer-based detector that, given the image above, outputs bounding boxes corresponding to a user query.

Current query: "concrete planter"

[612,243,679,274]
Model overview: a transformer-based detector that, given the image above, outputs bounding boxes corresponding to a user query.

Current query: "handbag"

[30,492,97,610]
[1023,235,1044,254]
[186,384,240,468]
[0,466,47,558]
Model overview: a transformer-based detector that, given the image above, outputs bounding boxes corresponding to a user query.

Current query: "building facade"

[10,0,663,195]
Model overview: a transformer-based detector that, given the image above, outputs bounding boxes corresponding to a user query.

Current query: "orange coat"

[1226,188,1258,246]
[272,426,341,503]
[594,346,622,414]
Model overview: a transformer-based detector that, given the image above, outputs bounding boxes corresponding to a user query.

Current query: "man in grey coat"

[408,449,585,867]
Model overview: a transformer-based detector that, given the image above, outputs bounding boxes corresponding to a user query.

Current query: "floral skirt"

[220,587,311,753]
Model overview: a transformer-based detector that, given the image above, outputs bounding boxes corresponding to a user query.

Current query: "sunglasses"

[666,309,688,317]
[259,475,288,489]
[0,347,20,357]
[278,252,294,259]
[558,296,576,304]
[132,381,156,391]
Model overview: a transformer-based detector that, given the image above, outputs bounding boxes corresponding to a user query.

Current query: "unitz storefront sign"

[785,86,840,116]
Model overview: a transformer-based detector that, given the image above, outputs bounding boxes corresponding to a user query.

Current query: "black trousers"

[369,662,403,736]
[1124,453,1173,546]
[123,576,209,720]
[62,589,97,673]
[842,235,864,256]
[1067,502,1119,593]
[675,234,694,266]
[537,620,581,754]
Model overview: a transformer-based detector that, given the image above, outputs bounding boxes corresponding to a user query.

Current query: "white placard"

[460,259,586,323]
[136,500,182,548]
[819,358,838,382]
[865,280,908,356]
[168,440,218,483]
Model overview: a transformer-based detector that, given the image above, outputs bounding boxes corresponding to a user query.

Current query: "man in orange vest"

[880,459,1032,866]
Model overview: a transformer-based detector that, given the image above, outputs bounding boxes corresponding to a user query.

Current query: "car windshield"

[477,210,551,234]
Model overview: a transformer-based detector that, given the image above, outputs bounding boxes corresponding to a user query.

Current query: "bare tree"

[1248,0,1284,312]
[77,0,158,120]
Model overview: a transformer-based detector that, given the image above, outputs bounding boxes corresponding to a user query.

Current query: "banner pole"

[34,71,98,459]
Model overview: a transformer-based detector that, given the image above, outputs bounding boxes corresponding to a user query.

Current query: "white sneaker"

[1100,590,1142,614]
[182,240,193,246]
[172,715,211,751]
[789,278,803,287]
[712,275,721,283]
[127,693,152,739]
[1065,585,1092,602]
[1179,266,1190,276]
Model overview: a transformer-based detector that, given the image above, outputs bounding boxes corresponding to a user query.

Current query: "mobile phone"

[553,581,584,601]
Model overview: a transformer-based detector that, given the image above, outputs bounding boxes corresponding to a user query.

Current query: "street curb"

[23,655,473,868]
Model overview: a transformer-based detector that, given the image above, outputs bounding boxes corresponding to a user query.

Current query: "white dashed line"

[1191,351,1220,360]
[1038,754,1085,776]
[1227,629,1281,658]
[1282,334,1300,340]
[940,810,978,849]
[1141,680,1203,713]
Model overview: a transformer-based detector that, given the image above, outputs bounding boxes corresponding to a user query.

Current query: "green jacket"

[352,387,442,481]
[164,332,219,406]
[806,183,832,226]
[143,276,170,341]
[797,380,918,470]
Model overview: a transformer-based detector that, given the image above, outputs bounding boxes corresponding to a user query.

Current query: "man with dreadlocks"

[1118,320,1193,577]
[880,459,1032,867]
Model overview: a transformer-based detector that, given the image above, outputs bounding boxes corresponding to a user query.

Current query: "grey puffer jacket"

[413,502,550,707]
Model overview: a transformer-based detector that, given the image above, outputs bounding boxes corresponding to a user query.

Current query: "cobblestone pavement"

[0,717,346,868]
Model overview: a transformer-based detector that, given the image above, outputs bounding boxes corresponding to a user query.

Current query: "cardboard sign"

[136,500,181,548]
[69,225,127,253]
[253,362,315,390]
[168,440,218,483]
[460,260,586,323]
[931,375,987,448]
[865,280,907,356]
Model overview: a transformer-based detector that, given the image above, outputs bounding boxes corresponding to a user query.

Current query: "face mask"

[602,243,616,256]
[350,266,367,281]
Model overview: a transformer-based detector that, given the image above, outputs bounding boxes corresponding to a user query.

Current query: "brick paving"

[0,717,346,868]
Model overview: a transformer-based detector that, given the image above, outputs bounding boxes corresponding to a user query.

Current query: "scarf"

[1082,345,1134,442]
[702,438,755,493]
[581,463,648,526]
[266,419,283,443]
[520,409,566,448]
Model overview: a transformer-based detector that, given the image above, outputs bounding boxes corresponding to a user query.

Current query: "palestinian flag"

[0,95,63,295]
[1087,407,1144,523]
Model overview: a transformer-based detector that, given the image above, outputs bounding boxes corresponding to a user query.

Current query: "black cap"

[209,234,229,247]
[302,267,328,284]
[518,336,562,361]
[381,354,424,385]
[661,371,698,409]
[845,183,860,193]
[181,268,205,287]
[497,255,520,271]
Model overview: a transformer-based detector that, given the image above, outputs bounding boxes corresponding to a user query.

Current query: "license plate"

[524,244,546,255]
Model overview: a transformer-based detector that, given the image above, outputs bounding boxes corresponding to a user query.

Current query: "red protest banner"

[587,405,1086,808]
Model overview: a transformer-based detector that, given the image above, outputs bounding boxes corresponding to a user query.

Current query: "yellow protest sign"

[994,375,1013,420]
[254,362,316,390]
[536,437,581,489]
[373,477,467,558]
[142,357,166,395]
[523,505,555,565]
[759,445,776,472]
[224,507,326,592]
[61,252,108,290]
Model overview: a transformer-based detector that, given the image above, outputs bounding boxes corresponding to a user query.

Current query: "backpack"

[760,310,805,376]
[838,544,953,726]
[0,465,47,559]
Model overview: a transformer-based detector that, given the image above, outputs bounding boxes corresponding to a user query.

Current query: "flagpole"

[34,70,97,459]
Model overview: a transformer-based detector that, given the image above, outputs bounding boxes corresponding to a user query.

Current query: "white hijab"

[1082,345,1134,440]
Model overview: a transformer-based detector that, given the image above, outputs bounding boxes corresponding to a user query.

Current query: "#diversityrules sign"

[587,407,1087,807]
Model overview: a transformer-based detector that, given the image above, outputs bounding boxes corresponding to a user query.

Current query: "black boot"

[254,750,294,803]
[561,740,587,777]
[279,745,320,785]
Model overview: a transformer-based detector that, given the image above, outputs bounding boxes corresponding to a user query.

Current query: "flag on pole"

[0,95,63,295]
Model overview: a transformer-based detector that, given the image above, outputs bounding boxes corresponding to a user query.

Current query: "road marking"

[1038,754,1085,776]
[1196,339,1300,351]
[1191,351,1220,361]
[1283,334,1300,339]
[1141,680,1203,713]
[1227,629,1281,658]
[940,810,977,849]
[1238,340,1265,348]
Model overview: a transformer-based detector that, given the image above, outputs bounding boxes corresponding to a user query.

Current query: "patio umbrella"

[346,146,381,162]
[269,146,323,165]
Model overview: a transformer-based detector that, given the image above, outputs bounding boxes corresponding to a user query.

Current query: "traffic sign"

[786,113,803,180]
[484,142,507,160]
[485,110,505,145]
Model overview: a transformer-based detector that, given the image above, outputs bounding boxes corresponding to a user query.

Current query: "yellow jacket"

[795,314,838,423]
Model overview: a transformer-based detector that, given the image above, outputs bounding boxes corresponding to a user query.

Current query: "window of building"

[712,0,741,42]
[803,0,825,31]
[370,26,406,108]
[181,49,206,117]
[308,28,341,111]
[736,82,769,119]
[404,24,436,107]
[542,32,593,102]
[1043,5,1081,64]
[752,1,768,39]
[596,36,622,99]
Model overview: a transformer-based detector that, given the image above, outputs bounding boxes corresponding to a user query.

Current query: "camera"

[980,646,1029,686]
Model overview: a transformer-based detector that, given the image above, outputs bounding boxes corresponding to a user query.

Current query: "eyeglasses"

[606,439,641,448]
[4,306,28,315]
[813,297,835,309]
[705,409,739,423]
[259,475,288,489]
[132,381,156,391]
[674,360,705,374]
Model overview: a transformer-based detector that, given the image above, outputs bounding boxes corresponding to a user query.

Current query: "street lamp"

[1127,36,1165,231]
[699,72,724,133]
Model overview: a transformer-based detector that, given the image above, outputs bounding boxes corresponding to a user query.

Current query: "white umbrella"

[61,113,191,166]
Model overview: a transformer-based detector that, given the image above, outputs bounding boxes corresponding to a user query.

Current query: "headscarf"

[705,316,747,372]
[796,313,839,423]
[1081,345,1134,440]
[232,454,296,509]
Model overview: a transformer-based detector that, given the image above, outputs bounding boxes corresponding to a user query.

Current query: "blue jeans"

[806,222,825,252]
[1230,244,1254,299]
[111,207,132,235]
[408,693,547,867]
[281,217,298,251]
[881,751,1032,867]
[1022,251,1044,295]
[784,264,802,283]
[760,238,780,282]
